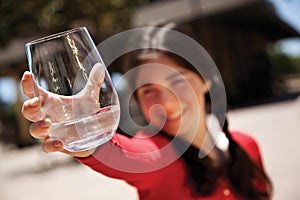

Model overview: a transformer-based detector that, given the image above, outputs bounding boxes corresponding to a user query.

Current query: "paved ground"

[0,97,299,200]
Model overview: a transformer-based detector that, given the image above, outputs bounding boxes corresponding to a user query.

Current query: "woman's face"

[135,54,209,138]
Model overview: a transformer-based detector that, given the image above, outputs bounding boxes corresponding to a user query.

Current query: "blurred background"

[0,0,299,199]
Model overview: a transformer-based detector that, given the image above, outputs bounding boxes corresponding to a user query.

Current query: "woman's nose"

[159,87,179,112]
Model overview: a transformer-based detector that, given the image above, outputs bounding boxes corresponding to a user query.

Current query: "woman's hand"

[21,64,105,157]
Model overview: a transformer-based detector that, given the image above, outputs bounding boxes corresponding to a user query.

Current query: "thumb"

[67,63,105,116]
[87,63,105,94]
[75,63,105,98]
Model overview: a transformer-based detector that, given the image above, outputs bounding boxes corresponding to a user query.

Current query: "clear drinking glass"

[25,27,120,152]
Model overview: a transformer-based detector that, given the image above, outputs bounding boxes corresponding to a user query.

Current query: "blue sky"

[266,0,300,56]
[267,0,300,32]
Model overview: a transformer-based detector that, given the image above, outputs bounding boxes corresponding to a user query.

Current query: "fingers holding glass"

[29,119,51,139]
[22,97,43,122]
[25,27,120,152]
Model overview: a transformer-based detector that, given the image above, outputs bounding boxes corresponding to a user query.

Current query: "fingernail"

[30,97,39,107]
[42,118,51,128]
[22,73,28,81]
[39,133,48,138]
[53,140,61,148]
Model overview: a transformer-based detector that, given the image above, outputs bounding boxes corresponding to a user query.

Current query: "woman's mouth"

[166,108,186,122]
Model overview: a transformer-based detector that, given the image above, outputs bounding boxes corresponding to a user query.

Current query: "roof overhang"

[132,0,299,39]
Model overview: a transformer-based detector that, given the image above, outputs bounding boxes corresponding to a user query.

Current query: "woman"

[21,23,272,199]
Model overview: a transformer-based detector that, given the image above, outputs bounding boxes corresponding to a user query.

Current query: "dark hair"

[122,23,272,199]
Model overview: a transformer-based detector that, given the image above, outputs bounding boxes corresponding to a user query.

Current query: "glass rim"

[25,27,87,46]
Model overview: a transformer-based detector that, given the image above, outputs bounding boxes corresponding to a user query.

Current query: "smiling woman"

[111,23,273,199]
[21,23,273,200]
[133,53,209,142]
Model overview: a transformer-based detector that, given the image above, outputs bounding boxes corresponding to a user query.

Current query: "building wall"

[190,19,275,107]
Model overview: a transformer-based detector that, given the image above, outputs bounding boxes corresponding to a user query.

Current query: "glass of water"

[25,27,120,152]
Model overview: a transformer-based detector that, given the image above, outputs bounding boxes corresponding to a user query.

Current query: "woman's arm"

[21,70,173,186]
[75,131,170,183]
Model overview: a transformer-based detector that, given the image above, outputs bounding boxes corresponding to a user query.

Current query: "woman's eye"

[140,87,157,97]
[172,79,186,86]
[143,89,154,95]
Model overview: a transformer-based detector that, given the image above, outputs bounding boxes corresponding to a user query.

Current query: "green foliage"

[267,44,300,79]
[291,56,300,72]
[0,0,149,46]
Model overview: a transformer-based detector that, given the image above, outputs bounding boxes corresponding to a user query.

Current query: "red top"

[77,130,265,200]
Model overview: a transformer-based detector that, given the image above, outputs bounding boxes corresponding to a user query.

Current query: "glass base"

[63,131,115,152]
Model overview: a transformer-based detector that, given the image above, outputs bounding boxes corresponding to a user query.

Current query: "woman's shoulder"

[229,130,264,168]
[229,130,259,148]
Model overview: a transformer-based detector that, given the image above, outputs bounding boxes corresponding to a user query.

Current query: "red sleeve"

[75,131,174,185]
[229,130,264,169]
